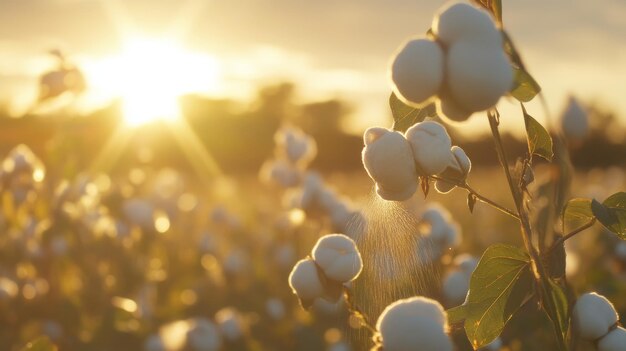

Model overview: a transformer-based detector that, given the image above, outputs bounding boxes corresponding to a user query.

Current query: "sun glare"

[87,36,221,126]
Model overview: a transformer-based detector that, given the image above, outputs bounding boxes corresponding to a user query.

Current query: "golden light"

[87,36,221,126]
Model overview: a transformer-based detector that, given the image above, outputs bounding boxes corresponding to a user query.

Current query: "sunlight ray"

[89,125,134,173]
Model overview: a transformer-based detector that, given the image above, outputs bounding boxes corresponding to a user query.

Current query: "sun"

[88,36,221,126]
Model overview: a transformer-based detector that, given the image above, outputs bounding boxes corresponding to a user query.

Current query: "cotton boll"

[122,199,156,229]
[222,249,249,276]
[447,41,513,113]
[275,127,318,166]
[572,292,619,340]
[187,318,222,351]
[376,296,453,351]
[598,326,626,351]
[215,308,245,341]
[560,96,589,141]
[454,254,478,274]
[362,127,418,201]
[259,159,302,188]
[436,95,473,123]
[274,244,296,269]
[435,146,471,194]
[312,234,363,283]
[433,2,502,47]
[615,241,626,261]
[443,270,470,305]
[299,172,325,209]
[390,38,445,106]
[288,258,326,302]
[328,341,351,351]
[266,298,286,321]
[405,121,453,176]
[144,334,165,351]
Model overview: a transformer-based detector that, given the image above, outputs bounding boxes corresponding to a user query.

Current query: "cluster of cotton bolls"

[283,172,365,238]
[0,144,46,206]
[362,121,471,201]
[260,126,317,188]
[572,292,626,350]
[390,1,513,123]
[289,234,363,308]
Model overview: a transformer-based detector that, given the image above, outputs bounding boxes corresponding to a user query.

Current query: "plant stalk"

[487,110,567,351]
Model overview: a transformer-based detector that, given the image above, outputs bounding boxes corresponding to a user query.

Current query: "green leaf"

[21,337,58,351]
[502,30,541,102]
[522,104,553,161]
[562,198,593,232]
[563,198,593,222]
[464,244,533,349]
[511,68,541,102]
[544,279,569,342]
[447,304,468,325]
[592,192,626,239]
[389,92,436,133]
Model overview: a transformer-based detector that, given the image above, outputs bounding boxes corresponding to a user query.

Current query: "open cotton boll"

[286,132,318,166]
[259,159,302,188]
[447,41,513,113]
[186,318,223,351]
[433,2,501,47]
[362,127,418,201]
[144,334,165,351]
[312,234,363,283]
[328,340,351,351]
[435,146,471,194]
[215,308,245,341]
[274,244,296,269]
[390,38,445,107]
[454,254,478,274]
[598,326,626,351]
[560,96,589,141]
[122,198,156,230]
[289,258,326,302]
[376,296,453,351]
[443,270,470,305]
[615,241,626,261]
[299,172,325,210]
[572,292,619,340]
[266,298,286,321]
[436,94,473,123]
[405,121,453,176]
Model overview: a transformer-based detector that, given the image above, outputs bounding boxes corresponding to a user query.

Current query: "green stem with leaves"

[487,110,568,351]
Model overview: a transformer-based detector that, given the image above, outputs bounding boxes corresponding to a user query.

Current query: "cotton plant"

[357,0,626,349]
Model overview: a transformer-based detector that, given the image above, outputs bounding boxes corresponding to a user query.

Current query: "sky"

[0,0,625,136]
